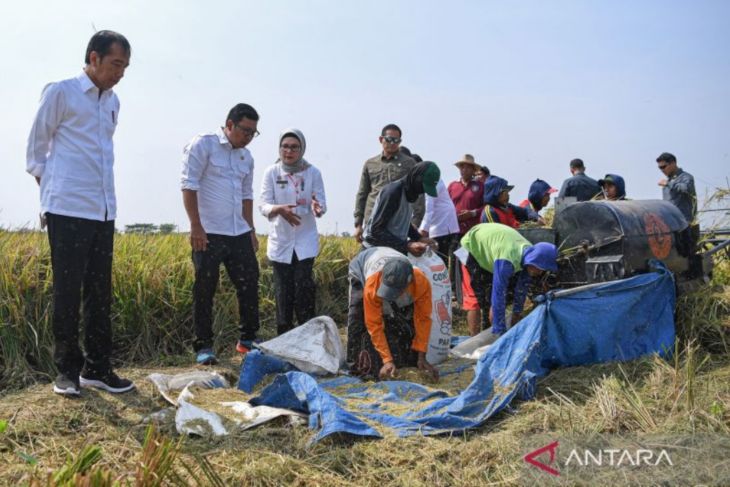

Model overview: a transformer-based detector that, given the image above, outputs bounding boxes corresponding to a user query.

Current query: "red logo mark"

[524,441,560,476]
[644,213,672,260]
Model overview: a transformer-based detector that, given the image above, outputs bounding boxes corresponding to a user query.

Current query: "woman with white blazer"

[259,128,326,335]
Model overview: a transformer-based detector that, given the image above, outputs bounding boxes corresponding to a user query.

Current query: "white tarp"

[147,371,305,436]
[449,312,512,360]
[147,371,230,405]
[448,330,496,360]
[174,385,305,436]
[176,385,229,436]
[255,316,345,375]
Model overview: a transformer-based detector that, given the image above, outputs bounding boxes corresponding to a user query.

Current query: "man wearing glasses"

[657,152,697,224]
[353,124,424,243]
[181,103,261,365]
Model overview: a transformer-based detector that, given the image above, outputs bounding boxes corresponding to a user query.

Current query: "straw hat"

[454,154,481,170]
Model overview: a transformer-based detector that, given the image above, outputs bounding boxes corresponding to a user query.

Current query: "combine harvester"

[520,199,730,293]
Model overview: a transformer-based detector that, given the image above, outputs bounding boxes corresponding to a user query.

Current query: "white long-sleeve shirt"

[259,163,327,264]
[419,179,459,238]
[26,72,119,221]
[180,129,255,236]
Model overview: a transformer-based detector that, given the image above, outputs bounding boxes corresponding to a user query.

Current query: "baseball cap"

[598,175,617,187]
[377,259,413,301]
[422,162,440,197]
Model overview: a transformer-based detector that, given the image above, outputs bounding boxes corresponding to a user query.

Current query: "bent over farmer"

[346,246,439,381]
[460,223,558,337]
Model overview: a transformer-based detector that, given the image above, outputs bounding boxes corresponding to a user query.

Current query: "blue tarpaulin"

[239,265,676,442]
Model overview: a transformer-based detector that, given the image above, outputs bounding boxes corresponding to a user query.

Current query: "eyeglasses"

[235,124,260,138]
[657,164,668,170]
[382,136,402,144]
[280,144,301,152]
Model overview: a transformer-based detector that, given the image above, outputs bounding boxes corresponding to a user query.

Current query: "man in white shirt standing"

[418,177,460,263]
[181,104,261,365]
[26,30,134,396]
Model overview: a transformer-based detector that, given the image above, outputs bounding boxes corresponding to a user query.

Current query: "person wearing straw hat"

[448,154,485,236]
[447,154,486,334]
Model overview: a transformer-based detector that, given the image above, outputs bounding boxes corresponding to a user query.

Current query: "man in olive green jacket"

[353,123,425,242]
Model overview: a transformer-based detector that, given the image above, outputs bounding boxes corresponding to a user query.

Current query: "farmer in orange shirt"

[347,246,439,381]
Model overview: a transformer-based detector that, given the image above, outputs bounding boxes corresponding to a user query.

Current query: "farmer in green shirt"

[460,223,558,335]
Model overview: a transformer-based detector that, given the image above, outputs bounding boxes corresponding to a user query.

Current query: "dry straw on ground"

[2,331,728,485]
[1,232,729,485]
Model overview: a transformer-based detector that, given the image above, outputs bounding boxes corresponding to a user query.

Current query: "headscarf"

[598,174,626,200]
[483,176,513,207]
[277,127,311,174]
[522,242,558,272]
[527,179,556,211]
[403,161,440,202]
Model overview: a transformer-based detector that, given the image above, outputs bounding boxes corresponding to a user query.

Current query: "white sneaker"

[53,374,80,396]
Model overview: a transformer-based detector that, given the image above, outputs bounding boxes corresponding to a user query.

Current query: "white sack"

[255,316,345,375]
[147,371,229,406]
[449,318,511,360]
[174,385,305,436]
[408,250,452,364]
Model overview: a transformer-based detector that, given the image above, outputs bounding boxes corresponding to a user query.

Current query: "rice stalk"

[0,232,358,390]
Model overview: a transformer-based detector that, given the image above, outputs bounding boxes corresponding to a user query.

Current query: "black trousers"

[435,232,460,295]
[434,232,459,264]
[271,252,316,335]
[192,232,259,351]
[346,278,417,379]
[46,213,115,378]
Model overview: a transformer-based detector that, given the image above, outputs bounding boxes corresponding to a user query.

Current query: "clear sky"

[2,0,729,233]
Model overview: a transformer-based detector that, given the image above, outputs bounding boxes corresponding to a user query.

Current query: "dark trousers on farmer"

[271,252,316,335]
[192,232,259,352]
[46,213,115,378]
[346,278,417,379]
[434,233,459,265]
[435,232,460,295]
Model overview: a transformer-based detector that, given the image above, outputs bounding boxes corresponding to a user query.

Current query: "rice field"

[1,230,729,485]
[0,231,359,390]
